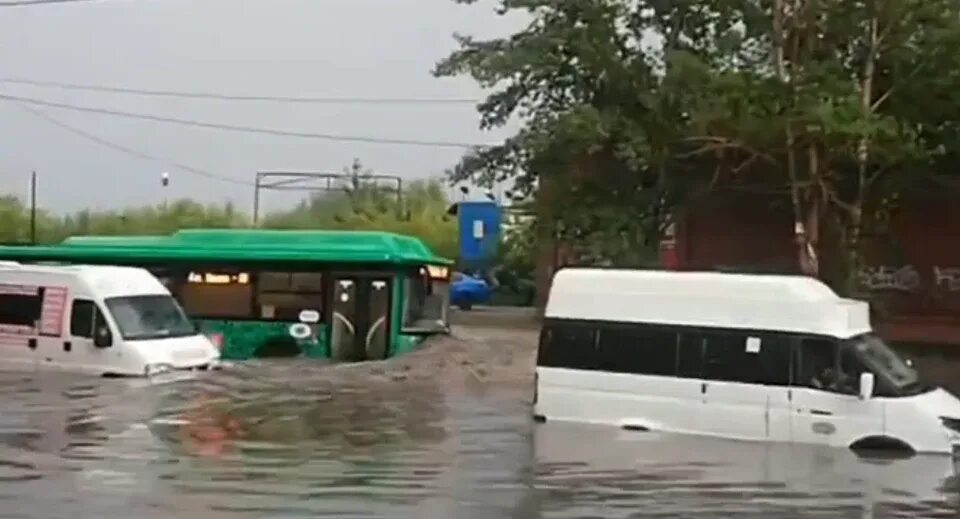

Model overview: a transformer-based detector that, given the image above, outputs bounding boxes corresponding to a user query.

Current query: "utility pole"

[29,171,37,245]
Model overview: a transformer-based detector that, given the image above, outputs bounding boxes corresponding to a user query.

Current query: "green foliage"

[0,161,461,262]
[261,161,458,259]
[437,0,960,283]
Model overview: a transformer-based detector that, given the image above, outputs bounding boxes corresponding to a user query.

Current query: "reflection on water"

[534,422,959,518]
[0,352,956,518]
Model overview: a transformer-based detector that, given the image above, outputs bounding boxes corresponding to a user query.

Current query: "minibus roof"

[545,268,871,339]
[0,263,168,299]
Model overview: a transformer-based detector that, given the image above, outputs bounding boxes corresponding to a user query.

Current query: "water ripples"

[0,330,955,518]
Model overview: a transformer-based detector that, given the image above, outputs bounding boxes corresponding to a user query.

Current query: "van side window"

[596,324,677,376]
[751,334,792,385]
[702,332,752,382]
[70,300,96,338]
[677,332,705,378]
[837,347,867,396]
[537,321,597,370]
[795,338,840,391]
[701,332,792,385]
[0,288,44,328]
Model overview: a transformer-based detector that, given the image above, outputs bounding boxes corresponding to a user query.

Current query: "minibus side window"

[677,332,705,379]
[70,300,95,338]
[837,346,869,395]
[596,324,677,376]
[702,332,747,382]
[751,334,792,386]
[537,321,597,370]
[794,337,850,392]
[702,332,791,385]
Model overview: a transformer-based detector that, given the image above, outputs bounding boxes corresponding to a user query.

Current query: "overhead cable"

[0,93,488,149]
[14,101,254,186]
[0,77,481,105]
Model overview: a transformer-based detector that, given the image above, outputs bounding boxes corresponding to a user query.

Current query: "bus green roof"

[0,229,453,266]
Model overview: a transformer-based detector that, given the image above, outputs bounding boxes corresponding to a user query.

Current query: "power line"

[13,101,254,187]
[0,0,109,6]
[0,92,488,149]
[0,77,481,105]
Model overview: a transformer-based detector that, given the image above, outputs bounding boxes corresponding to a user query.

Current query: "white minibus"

[0,262,219,376]
[534,268,960,458]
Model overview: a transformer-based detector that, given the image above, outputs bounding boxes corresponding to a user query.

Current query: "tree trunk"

[775,0,819,277]
[844,15,881,295]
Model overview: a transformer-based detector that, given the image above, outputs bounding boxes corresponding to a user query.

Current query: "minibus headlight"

[145,363,174,377]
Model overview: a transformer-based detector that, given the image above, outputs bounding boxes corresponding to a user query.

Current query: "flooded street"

[0,311,958,518]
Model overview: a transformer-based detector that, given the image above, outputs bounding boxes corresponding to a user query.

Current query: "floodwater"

[0,316,958,519]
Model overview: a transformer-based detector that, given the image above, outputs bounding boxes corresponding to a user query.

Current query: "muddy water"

[0,318,957,518]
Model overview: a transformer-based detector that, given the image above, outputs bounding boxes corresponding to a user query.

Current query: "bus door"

[330,274,392,361]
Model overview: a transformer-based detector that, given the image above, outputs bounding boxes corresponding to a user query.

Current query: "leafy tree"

[438,0,960,295]
[262,160,458,259]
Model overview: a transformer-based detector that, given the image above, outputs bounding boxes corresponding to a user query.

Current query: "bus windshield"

[844,334,925,395]
[105,295,197,341]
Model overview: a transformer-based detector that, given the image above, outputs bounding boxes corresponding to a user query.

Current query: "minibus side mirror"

[859,372,875,400]
[93,325,113,348]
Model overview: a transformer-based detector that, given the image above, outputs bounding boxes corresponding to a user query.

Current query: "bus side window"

[538,321,597,370]
[257,272,324,322]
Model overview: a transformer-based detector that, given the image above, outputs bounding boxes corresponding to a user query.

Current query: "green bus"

[0,229,453,361]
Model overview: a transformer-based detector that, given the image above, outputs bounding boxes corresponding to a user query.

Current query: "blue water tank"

[455,201,501,269]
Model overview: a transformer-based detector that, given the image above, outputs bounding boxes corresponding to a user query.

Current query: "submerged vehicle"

[0,229,453,362]
[534,268,960,458]
[0,262,218,376]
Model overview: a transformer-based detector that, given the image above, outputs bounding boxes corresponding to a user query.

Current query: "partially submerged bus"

[0,229,453,362]
[535,268,960,457]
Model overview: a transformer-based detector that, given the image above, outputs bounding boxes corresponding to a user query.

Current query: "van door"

[68,299,114,375]
[790,337,884,447]
[697,331,784,442]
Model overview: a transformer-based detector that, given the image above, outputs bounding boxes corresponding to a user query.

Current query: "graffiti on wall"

[859,265,960,292]
[934,267,960,292]
[858,265,922,292]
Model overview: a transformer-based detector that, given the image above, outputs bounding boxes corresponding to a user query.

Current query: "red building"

[661,191,960,346]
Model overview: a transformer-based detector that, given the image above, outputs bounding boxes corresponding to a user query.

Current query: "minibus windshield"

[845,334,926,395]
[105,295,197,341]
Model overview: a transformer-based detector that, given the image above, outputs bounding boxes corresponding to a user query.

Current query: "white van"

[0,262,219,376]
[534,268,960,458]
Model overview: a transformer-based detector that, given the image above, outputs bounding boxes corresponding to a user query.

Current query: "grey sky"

[0,0,525,214]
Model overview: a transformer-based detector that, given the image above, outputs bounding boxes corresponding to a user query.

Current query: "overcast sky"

[0,0,525,214]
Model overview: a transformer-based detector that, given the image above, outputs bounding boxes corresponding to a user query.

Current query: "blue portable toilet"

[448,201,502,272]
